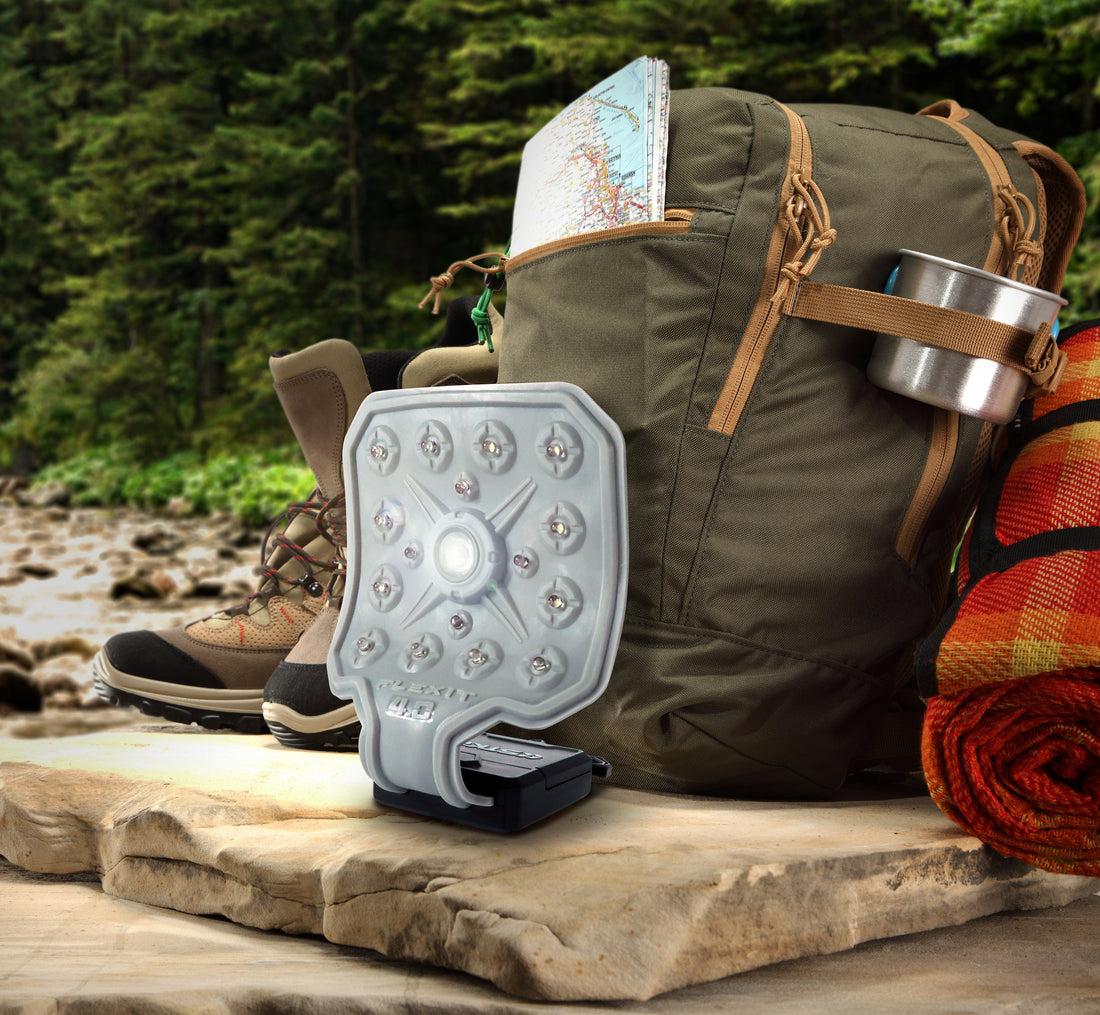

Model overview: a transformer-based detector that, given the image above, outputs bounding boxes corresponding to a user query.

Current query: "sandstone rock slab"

[3,859,1098,1014]
[0,728,1095,1002]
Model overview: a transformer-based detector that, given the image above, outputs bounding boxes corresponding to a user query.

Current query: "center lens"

[434,526,481,584]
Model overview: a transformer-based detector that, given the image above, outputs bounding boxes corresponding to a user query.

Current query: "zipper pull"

[469,243,510,352]
[996,186,1041,282]
[771,172,837,308]
[418,250,508,315]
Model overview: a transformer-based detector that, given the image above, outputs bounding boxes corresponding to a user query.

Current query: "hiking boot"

[92,339,372,731]
[261,593,357,748]
[262,297,501,749]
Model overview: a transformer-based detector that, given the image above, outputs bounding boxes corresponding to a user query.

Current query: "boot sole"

[262,700,360,751]
[93,651,269,734]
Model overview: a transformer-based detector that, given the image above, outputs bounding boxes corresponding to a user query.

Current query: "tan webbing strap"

[784,280,1067,396]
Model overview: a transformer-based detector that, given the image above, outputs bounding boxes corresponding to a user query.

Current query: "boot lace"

[226,490,343,616]
[316,489,347,599]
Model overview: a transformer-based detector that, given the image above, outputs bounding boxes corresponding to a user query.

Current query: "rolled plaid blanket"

[916,319,1100,876]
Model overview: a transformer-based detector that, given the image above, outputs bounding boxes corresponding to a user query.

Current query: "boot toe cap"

[103,630,225,689]
[263,660,348,716]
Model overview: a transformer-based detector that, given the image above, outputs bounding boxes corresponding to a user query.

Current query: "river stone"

[0,728,1095,1002]
[0,666,41,712]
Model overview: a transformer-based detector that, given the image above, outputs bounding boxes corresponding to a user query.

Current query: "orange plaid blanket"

[915,319,1100,876]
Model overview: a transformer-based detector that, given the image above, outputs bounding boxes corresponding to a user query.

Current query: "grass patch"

[32,444,314,528]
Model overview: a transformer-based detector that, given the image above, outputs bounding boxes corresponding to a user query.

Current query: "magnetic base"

[372,732,611,833]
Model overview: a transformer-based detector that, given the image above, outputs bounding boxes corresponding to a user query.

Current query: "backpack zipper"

[708,103,814,434]
[895,409,960,563]
[504,212,694,274]
[898,105,1042,564]
[920,106,1041,281]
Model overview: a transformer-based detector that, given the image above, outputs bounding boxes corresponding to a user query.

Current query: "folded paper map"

[511,57,670,257]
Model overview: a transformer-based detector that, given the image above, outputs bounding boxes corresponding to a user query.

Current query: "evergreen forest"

[2,0,1099,515]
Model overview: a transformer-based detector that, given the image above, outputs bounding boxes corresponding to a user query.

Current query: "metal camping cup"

[866,249,1067,424]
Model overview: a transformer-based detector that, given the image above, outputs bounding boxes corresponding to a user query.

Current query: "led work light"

[328,382,628,831]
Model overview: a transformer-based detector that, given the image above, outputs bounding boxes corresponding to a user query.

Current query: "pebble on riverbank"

[0,500,267,738]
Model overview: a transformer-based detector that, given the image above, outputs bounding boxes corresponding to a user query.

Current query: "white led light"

[536,421,584,479]
[454,472,479,500]
[367,565,402,612]
[414,420,454,472]
[473,420,516,473]
[541,502,585,554]
[369,497,405,545]
[352,629,388,668]
[365,425,400,476]
[330,382,628,810]
[447,610,472,639]
[537,577,583,629]
[403,633,443,672]
[434,526,481,583]
[512,546,539,578]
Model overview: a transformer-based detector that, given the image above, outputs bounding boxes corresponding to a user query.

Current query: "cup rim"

[899,249,1068,307]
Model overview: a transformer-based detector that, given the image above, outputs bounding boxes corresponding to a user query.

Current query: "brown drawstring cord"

[418,252,509,314]
[996,186,1041,281]
[772,172,837,306]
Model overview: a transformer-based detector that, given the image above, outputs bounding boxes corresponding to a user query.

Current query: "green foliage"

[912,0,1100,324]
[30,442,144,507]
[2,0,1099,488]
[32,442,314,527]
[1060,132,1100,322]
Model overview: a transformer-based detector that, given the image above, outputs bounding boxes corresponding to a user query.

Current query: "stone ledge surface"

[0,727,1095,1002]
[3,859,1099,1014]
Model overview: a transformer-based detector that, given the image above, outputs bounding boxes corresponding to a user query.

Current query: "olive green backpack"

[495,87,1085,797]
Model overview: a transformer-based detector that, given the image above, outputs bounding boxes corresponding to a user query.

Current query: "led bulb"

[446,609,473,640]
[364,425,400,476]
[512,545,539,579]
[413,420,453,471]
[538,577,583,629]
[367,566,402,612]
[453,471,479,500]
[368,497,405,545]
[434,527,481,583]
[352,628,388,668]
